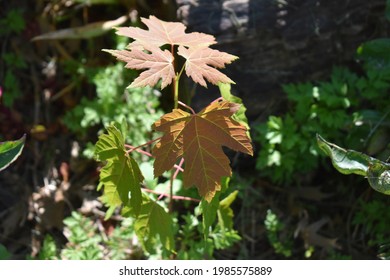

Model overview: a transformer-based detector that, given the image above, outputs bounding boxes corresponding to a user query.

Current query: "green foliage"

[122,194,175,254]
[38,235,59,260]
[0,9,27,107]
[264,209,292,258]
[176,189,241,259]
[94,124,144,216]
[63,61,162,158]
[0,9,25,36]
[38,212,140,260]
[0,244,11,260]
[353,200,390,247]
[1,53,28,107]
[255,64,389,184]
[0,134,25,172]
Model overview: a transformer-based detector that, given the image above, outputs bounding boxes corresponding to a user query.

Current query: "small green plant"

[63,53,163,159]
[94,16,253,257]
[254,63,389,184]
[264,209,292,258]
[38,212,142,260]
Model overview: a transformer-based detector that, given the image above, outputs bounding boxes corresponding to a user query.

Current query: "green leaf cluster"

[255,64,390,183]
[264,209,292,258]
[37,212,141,260]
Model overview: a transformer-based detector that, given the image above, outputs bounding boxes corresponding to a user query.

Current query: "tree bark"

[176,0,388,120]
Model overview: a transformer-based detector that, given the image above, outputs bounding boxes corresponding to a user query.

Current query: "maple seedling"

[95,16,253,253]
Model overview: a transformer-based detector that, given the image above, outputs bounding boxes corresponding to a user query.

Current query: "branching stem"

[142,187,200,202]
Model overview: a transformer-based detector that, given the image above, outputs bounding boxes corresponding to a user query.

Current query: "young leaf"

[0,134,25,172]
[104,46,175,89]
[122,194,174,253]
[218,190,238,231]
[317,134,390,195]
[115,15,216,49]
[94,125,143,214]
[153,100,253,202]
[177,46,238,87]
[104,16,237,89]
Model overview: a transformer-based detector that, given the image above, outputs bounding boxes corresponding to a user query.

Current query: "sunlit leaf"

[317,134,390,195]
[94,125,143,215]
[153,100,253,202]
[105,16,237,89]
[0,134,25,172]
[218,190,238,231]
[178,46,237,87]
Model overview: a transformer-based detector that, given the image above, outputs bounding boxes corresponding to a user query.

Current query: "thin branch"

[178,101,196,114]
[125,137,161,153]
[125,144,185,173]
[142,187,200,202]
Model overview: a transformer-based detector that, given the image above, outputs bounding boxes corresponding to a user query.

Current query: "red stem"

[143,187,199,202]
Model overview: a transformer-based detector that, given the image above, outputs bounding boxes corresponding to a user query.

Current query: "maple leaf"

[178,46,238,87]
[104,46,175,89]
[94,125,144,215]
[152,100,253,201]
[104,16,237,89]
[115,15,216,48]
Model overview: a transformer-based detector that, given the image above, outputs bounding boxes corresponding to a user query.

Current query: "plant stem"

[142,187,200,202]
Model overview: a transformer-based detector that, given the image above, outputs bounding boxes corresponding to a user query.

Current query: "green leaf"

[357,38,390,62]
[0,244,11,260]
[200,177,230,239]
[200,194,220,239]
[317,134,390,195]
[217,190,238,231]
[0,134,25,172]
[122,194,175,253]
[218,82,251,138]
[94,125,143,215]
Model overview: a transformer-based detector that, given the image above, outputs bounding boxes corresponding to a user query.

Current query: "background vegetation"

[0,0,389,260]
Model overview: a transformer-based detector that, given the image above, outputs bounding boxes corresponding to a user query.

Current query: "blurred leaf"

[0,134,25,172]
[357,38,390,62]
[94,125,143,216]
[0,244,11,260]
[317,134,390,195]
[32,15,127,41]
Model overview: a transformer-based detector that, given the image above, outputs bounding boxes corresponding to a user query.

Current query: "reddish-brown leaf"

[152,100,253,201]
[178,46,238,87]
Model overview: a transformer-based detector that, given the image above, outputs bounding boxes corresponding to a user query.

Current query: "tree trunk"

[175,0,388,120]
